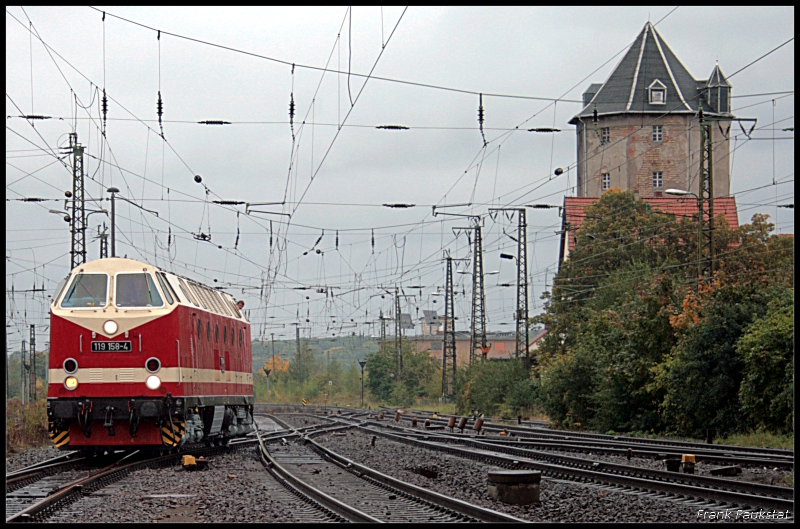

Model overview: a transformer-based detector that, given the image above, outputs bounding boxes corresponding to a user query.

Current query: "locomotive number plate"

[91,341,132,352]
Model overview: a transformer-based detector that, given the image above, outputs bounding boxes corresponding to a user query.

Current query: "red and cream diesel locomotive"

[47,257,255,453]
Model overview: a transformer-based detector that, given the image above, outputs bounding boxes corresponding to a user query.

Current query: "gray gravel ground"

[44,448,336,523]
[5,445,71,473]
[313,429,787,523]
[273,413,336,429]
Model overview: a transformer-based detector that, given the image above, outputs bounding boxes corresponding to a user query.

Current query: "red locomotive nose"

[48,257,253,452]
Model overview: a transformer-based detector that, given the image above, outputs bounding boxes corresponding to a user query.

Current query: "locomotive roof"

[62,257,247,322]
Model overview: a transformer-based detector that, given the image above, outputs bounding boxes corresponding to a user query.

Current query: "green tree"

[540,346,598,427]
[454,358,531,416]
[364,346,398,402]
[736,291,794,433]
[651,282,776,437]
[342,362,361,397]
[365,345,438,406]
[287,342,318,384]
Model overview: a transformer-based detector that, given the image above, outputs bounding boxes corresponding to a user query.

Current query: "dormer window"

[648,79,667,105]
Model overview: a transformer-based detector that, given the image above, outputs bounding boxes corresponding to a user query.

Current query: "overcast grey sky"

[6,6,794,349]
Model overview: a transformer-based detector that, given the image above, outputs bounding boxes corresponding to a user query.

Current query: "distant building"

[527,328,547,355]
[408,331,518,366]
[570,22,733,200]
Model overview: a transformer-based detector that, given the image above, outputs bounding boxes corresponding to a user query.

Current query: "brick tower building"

[570,22,733,199]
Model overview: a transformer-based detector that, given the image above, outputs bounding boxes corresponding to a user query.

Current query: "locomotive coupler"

[103,406,116,436]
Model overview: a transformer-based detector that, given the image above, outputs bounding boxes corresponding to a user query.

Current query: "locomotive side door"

[190,315,199,395]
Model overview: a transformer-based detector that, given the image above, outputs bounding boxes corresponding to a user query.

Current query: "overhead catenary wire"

[7,7,793,338]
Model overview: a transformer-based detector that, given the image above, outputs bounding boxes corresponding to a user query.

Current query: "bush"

[454,358,533,416]
[540,349,597,427]
[652,283,776,437]
[736,292,794,433]
[365,345,438,406]
[6,398,49,450]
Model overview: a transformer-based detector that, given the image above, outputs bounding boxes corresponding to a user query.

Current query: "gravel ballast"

[45,449,334,523]
[6,445,70,473]
[313,428,782,523]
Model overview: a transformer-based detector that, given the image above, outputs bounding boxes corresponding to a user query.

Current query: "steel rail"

[6,452,80,479]
[303,431,527,523]
[415,429,793,500]
[255,421,380,523]
[407,412,793,458]
[389,421,794,469]
[406,415,794,465]
[6,458,86,494]
[333,416,794,501]
[353,422,794,513]
[6,441,255,523]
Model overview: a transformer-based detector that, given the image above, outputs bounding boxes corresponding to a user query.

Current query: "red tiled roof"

[527,329,546,347]
[563,196,739,252]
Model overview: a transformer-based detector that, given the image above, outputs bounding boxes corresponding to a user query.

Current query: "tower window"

[652,171,663,189]
[602,173,610,190]
[648,79,667,105]
[652,125,663,142]
[600,127,610,144]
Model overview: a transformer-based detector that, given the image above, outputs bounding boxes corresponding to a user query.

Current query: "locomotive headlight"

[64,376,79,391]
[103,320,118,335]
[145,375,161,390]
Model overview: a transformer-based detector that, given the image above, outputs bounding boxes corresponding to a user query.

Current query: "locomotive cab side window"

[115,273,164,308]
[157,272,180,304]
[51,275,70,306]
[155,272,174,305]
[61,273,108,308]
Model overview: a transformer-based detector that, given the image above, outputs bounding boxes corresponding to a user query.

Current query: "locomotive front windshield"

[60,274,108,308]
[116,273,164,308]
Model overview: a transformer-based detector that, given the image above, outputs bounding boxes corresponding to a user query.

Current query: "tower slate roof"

[706,63,731,88]
[570,22,731,124]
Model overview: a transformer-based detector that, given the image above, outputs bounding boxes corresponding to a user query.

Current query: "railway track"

[260,414,526,522]
[405,409,794,461]
[316,414,793,515]
[6,440,257,523]
[392,418,794,469]
[260,405,793,465]
[6,452,86,494]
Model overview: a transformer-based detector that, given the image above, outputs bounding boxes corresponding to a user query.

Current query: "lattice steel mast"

[442,256,456,399]
[469,222,487,364]
[68,133,86,269]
